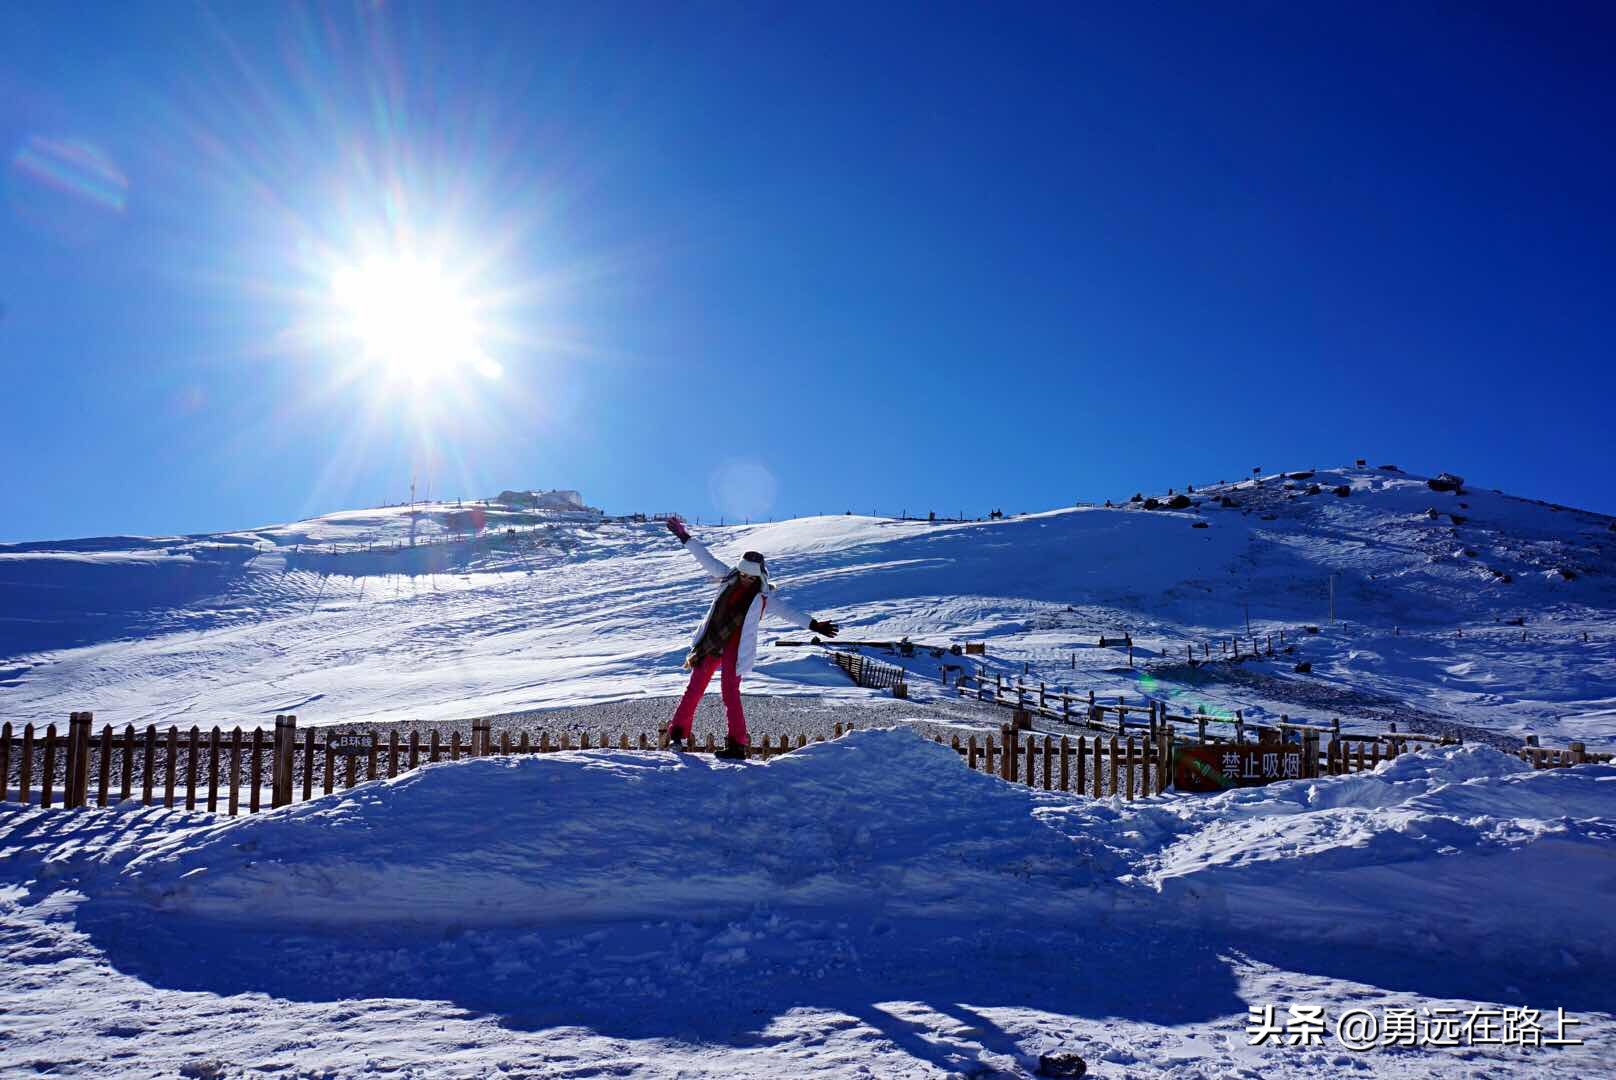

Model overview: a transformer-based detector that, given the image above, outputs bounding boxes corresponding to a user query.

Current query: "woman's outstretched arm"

[665,515,729,581]
[767,591,839,638]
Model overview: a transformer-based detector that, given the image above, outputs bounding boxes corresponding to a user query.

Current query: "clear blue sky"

[3,2,1613,541]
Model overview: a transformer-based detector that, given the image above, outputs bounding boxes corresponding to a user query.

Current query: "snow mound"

[81,731,1616,980]
[1042,743,1616,970]
[113,729,1095,928]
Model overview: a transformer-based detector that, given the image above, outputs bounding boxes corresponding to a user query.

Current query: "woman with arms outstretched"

[662,515,840,758]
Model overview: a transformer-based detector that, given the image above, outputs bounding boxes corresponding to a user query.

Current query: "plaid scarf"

[686,572,762,669]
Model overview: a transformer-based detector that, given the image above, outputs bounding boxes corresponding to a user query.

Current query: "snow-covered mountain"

[3,464,1613,747]
[6,469,1616,1080]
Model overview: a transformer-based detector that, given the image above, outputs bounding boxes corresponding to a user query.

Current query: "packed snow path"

[3,464,1614,750]
[2,728,1612,1078]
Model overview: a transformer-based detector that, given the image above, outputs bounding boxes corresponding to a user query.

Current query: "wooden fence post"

[1125,736,1136,801]
[985,735,996,777]
[1024,735,1036,787]
[389,732,400,777]
[303,728,316,800]
[71,711,95,809]
[185,725,200,810]
[95,723,113,807]
[120,724,135,802]
[140,725,155,805]
[272,715,296,808]
[1042,736,1053,791]
[1059,735,1070,792]
[42,724,58,808]
[76,711,97,809]
[166,726,179,808]
[1001,725,1014,781]
[409,730,421,768]
[61,714,78,809]
[228,728,242,815]
[19,724,35,805]
[1076,736,1086,795]
[367,732,379,781]
[250,728,265,811]
[1109,735,1120,796]
[266,716,283,807]
[1160,725,1174,793]
[0,721,9,803]
[968,734,979,771]
[207,727,222,812]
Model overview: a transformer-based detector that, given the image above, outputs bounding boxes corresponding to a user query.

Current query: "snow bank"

[111,729,1097,928]
[84,731,1616,980]
[1041,744,1616,971]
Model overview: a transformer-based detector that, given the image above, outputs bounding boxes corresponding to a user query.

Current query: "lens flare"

[709,461,779,522]
[10,135,128,212]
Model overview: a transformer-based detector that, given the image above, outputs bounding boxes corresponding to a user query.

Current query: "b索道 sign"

[1174,744,1306,792]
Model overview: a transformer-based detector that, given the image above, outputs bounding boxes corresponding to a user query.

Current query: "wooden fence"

[829,651,908,692]
[0,714,862,813]
[935,723,1170,798]
[1520,741,1612,769]
[953,672,1459,751]
[2,709,1604,815]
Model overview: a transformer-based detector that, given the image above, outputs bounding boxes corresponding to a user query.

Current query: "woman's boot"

[714,735,749,760]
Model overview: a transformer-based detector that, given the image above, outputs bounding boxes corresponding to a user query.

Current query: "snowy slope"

[3,728,1612,1078]
[2,464,1614,747]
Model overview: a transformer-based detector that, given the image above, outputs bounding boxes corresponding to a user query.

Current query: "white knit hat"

[734,550,767,579]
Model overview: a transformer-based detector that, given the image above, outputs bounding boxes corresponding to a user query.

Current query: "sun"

[330,254,502,382]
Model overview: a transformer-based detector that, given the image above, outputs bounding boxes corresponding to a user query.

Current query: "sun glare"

[331,255,502,382]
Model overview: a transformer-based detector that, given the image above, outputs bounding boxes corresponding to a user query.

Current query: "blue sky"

[2,2,1613,541]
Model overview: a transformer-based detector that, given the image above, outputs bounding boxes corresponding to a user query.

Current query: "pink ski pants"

[670,630,747,743]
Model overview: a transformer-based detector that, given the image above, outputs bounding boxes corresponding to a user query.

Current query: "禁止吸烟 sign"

[1173,744,1306,791]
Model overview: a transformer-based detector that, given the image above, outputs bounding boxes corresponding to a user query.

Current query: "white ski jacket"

[681,537,813,676]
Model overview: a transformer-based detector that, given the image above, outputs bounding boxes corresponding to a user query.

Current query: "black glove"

[665,515,691,542]
[810,618,840,638]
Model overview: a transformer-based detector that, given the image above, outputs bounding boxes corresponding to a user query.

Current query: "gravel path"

[316,692,1011,747]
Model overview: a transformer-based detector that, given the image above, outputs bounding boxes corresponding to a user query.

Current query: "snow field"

[4,464,1614,751]
[3,727,1613,1077]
